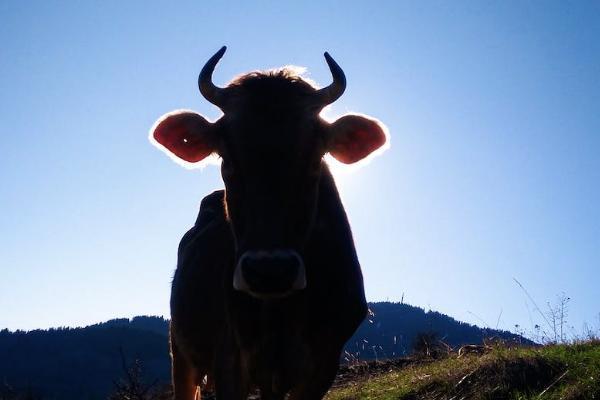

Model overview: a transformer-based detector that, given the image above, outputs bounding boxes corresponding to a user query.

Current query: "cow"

[150,46,389,400]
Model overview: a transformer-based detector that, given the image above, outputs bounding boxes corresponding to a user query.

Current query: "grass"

[326,340,600,400]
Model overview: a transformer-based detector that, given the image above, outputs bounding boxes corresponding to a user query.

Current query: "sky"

[1,1,598,338]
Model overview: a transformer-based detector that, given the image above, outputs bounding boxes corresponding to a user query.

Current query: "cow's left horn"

[198,46,229,108]
[313,52,346,106]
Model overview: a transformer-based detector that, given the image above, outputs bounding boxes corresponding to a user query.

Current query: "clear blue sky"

[1,1,598,337]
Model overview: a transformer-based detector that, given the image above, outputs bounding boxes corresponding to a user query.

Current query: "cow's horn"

[198,46,228,108]
[313,52,346,106]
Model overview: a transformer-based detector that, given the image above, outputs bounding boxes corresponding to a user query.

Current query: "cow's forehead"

[217,70,325,160]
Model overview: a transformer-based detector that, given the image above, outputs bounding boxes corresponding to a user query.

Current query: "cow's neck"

[313,162,353,238]
[317,163,341,210]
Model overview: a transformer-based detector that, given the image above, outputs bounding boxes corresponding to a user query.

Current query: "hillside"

[0,303,526,399]
[327,340,600,399]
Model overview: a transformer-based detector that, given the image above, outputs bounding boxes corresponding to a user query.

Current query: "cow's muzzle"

[233,249,306,298]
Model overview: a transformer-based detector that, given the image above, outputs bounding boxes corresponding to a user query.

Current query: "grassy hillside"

[327,340,600,400]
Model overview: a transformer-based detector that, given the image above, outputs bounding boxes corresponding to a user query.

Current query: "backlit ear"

[327,114,388,164]
[150,110,217,164]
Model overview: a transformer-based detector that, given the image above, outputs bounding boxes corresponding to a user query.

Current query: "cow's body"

[170,164,366,398]
[150,47,387,399]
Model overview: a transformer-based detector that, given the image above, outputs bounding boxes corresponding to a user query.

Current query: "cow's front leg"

[171,338,200,400]
[288,348,341,400]
[214,349,250,400]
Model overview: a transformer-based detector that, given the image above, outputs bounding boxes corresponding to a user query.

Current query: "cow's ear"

[150,110,217,164]
[327,114,388,164]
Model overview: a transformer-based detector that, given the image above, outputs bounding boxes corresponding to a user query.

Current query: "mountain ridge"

[0,302,529,399]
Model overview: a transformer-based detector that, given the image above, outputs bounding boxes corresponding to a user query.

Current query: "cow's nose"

[233,249,306,298]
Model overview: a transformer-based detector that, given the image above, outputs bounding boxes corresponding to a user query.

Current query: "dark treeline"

[0,303,527,399]
[0,317,170,400]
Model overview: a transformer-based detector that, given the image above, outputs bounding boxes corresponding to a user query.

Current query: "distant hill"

[0,303,528,399]
[348,302,528,360]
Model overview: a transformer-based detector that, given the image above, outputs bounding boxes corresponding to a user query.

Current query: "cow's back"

[170,190,234,371]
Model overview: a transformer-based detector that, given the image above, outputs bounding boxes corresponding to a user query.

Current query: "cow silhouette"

[150,46,389,400]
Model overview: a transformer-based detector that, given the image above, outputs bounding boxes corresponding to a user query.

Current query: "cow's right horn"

[198,46,229,109]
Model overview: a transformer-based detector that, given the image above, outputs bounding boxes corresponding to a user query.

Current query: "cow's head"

[151,47,388,299]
